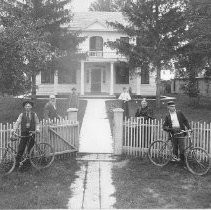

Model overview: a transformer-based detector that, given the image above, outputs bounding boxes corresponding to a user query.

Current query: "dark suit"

[134,106,154,148]
[163,110,191,162]
[44,102,59,120]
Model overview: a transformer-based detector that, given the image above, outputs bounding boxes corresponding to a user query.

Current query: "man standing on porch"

[118,87,131,119]
[68,87,79,108]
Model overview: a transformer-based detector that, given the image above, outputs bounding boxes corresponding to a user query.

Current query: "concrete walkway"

[79,99,113,153]
[67,99,116,209]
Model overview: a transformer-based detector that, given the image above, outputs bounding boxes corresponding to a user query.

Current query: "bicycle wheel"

[186,147,210,176]
[0,148,16,175]
[29,143,55,170]
[148,140,171,166]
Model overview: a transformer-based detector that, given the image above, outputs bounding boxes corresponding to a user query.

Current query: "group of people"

[11,87,79,170]
[12,86,190,170]
[119,87,191,168]
[118,87,154,120]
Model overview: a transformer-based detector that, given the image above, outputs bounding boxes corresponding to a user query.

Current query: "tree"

[89,0,126,12]
[175,0,211,104]
[0,1,35,96]
[0,0,84,99]
[107,0,187,108]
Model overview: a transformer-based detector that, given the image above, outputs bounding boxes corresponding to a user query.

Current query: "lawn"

[0,158,81,209]
[111,157,211,209]
[0,97,87,129]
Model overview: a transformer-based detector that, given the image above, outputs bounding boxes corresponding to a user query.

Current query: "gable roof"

[69,12,127,31]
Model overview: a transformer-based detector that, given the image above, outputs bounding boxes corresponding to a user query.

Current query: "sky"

[71,0,96,12]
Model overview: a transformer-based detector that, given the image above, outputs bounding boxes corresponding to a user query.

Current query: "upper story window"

[120,37,129,43]
[41,69,54,84]
[90,36,103,51]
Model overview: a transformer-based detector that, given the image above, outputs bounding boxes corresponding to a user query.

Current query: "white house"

[36,12,156,97]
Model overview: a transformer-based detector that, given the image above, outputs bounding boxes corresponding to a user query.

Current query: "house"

[171,77,211,97]
[36,12,156,97]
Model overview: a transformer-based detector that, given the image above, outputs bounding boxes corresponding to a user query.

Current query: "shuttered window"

[41,69,54,84]
[90,36,103,51]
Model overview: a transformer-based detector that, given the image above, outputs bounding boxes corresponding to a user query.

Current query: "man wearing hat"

[68,87,79,108]
[44,95,60,120]
[12,100,40,168]
[163,101,191,165]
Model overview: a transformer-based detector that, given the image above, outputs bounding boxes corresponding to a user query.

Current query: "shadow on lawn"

[0,158,82,209]
[111,157,211,209]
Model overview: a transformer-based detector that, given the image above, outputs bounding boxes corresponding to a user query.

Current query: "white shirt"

[118,92,131,101]
[170,111,180,128]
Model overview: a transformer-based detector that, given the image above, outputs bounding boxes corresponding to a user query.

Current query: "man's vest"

[21,112,36,133]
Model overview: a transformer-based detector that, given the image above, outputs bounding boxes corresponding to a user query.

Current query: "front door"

[91,69,101,92]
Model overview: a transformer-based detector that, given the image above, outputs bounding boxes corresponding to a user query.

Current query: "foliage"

[0,0,85,98]
[175,0,211,98]
[89,0,126,11]
[106,0,187,107]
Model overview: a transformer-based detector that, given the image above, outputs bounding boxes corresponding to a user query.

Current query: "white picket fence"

[123,117,211,157]
[0,118,79,159]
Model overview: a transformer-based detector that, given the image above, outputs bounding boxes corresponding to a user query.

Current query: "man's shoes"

[171,155,180,162]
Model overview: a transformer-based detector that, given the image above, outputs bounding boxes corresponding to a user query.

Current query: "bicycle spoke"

[148,141,171,166]
[186,148,210,176]
[29,143,55,169]
[0,148,16,175]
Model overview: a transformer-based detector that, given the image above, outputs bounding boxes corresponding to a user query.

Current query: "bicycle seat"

[10,136,19,142]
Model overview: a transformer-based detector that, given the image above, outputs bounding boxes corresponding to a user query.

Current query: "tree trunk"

[31,72,37,101]
[156,64,161,109]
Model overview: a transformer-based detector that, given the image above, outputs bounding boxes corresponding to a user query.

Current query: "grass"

[0,97,87,128]
[0,158,81,209]
[111,157,211,209]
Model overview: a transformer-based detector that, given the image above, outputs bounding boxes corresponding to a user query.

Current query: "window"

[86,70,89,83]
[41,69,54,84]
[90,36,103,51]
[141,68,149,84]
[115,63,129,84]
[120,37,129,43]
[58,69,76,84]
[103,70,106,83]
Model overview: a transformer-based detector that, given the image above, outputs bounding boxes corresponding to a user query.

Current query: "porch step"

[79,95,116,99]
[76,153,120,162]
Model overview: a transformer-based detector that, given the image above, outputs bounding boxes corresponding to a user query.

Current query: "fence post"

[113,108,124,155]
[67,108,78,121]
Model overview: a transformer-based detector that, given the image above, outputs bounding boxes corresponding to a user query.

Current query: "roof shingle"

[69,12,127,30]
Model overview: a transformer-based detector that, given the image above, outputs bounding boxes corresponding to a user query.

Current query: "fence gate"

[0,119,79,159]
[38,119,79,156]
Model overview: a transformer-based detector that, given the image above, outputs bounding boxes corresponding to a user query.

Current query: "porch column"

[54,70,58,95]
[136,68,141,95]
[80,61,84,95]
[110,62,114,95]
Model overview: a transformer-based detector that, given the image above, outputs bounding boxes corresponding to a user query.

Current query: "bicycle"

[148,130,211,176]
[0,131,55,175]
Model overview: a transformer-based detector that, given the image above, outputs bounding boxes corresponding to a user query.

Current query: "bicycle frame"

[167,130,194,154]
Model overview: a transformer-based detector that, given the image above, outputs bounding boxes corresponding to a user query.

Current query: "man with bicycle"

[163,101,191,166]
[12,100,40,169]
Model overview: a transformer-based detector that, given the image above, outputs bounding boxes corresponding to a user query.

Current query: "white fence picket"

[0,119,79,161]
[123,118,211,157]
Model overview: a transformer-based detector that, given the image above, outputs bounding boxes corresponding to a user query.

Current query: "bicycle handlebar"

[10,131,36,141]
[174,129,193,135]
